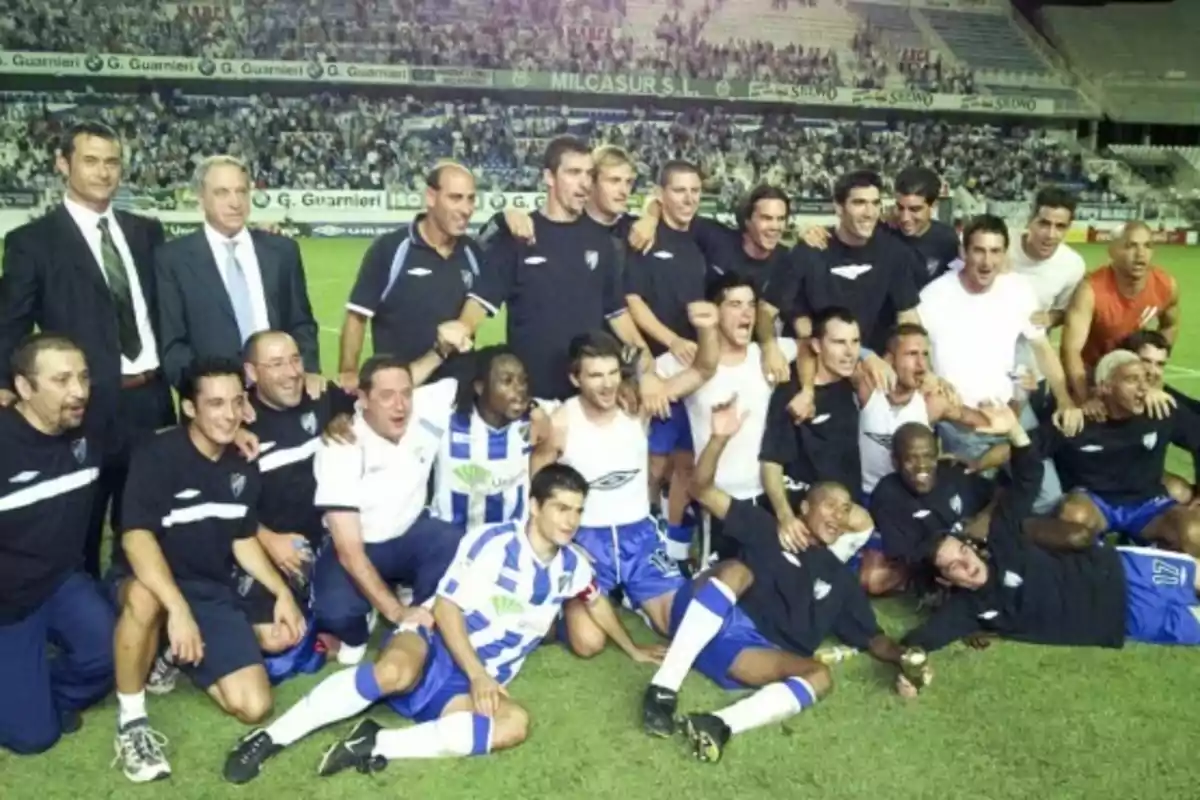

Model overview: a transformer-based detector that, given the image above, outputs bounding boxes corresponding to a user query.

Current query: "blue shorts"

[313,514,462,646]
[574,518,686,607]
[177,581,264,690]
[1087,493,1175,540]
[648,401,693,456]
[668,579,777,690]
[385,628,473,723]
[1119,547,1200,646]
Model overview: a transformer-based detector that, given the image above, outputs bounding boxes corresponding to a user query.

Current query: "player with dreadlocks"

[431,346,540,531]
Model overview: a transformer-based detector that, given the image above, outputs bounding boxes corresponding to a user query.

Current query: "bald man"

[1061,221,1179,405]
[340,162,482,390]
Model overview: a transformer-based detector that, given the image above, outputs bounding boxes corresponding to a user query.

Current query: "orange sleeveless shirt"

[1081,265,1174,369]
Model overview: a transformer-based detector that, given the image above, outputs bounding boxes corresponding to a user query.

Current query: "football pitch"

[2,241,1198,799]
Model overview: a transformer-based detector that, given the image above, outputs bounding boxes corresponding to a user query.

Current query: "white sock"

[117,691,147,728]
[266,666,376,746]
[714,676,817,735]
[337,642,367,666]
[373,712,491,760]
[651,579,736,692]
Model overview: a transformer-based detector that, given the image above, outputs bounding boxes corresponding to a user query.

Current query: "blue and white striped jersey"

[432,410,533,530]
[437,521,596,685]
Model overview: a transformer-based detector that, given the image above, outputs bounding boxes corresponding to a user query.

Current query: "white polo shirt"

[918,272,1043,407]
[658,339,798,500]
[314,378,457,544]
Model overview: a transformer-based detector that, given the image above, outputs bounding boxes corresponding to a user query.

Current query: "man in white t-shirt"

[657,273,796,557]
[311,355,466,665]
[1007,188,1087,394]
[919,215,1083,514]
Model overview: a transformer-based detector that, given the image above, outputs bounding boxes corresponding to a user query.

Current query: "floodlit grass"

[2,241,1198,799]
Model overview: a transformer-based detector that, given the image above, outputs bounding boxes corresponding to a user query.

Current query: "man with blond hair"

[156,154,320,390]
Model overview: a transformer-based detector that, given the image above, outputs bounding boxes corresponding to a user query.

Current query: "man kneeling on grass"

[222,464,639,783]
[903,402,1200,656]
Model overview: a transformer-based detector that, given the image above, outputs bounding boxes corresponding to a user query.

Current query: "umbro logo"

[407,268,432,277]
[524,256,547,265]
[590,470,640,491]
[652,250,674,260]
[810,413,831,425]
[8,470,39,483]
[1079,444,1104,453]
[978,610,999,620]
[830,264,872,280]
[913,509,931,519]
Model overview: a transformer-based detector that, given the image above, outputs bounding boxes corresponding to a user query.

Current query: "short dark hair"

[543,136,591,173]
[10,332,84,386]
[704,272,756,305]
[179,356,244,403]
[962,214,1009,250]
[568,331,623,375]
[892,420,937,456]
[658,159,701,188]
[358,354,411,393]
[531,463,590,505]
[893,166,941,205]
[1119,329,1172,356]
[59,121,121,159]
[737,184,790,231]
[811,306,858,340]
[886,323,930,353]
[1032,186,1077,221]
[804,481,850,509]
[454,345,525,416]
[833,170,883,205]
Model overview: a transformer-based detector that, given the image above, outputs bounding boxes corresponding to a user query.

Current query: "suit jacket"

[156,229,320,387]
[0,204,167,422]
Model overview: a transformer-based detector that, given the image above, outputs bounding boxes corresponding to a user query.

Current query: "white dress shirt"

[62,196,160,375]
[203,223,270,335]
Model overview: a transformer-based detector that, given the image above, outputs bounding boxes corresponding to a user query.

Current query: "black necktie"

[96,217,143,361]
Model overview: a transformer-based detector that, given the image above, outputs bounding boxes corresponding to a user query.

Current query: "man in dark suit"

[0,121,177,578]
[155,155,321,391]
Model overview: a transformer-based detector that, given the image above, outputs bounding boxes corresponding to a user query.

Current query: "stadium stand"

[1039,2,1200,125]
[0,91,1100,203]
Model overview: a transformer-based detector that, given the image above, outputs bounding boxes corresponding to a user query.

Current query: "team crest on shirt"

[230,473,247,498]
[950,494,962,515]
[926,258,941,276]
[517,421,531,444]
[461,268,475,289]
[71,437,87,464]
[584,250,599,270]
[300,411,318,435]
[1143,432,1158,450]
[590,470,639,491]
[558,573,572,593]
[812,579,832,601]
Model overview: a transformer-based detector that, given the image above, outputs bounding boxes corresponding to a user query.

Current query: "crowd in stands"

[0,90,1096,203]
[0,0,971,92]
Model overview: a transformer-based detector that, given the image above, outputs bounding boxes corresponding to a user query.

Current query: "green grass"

[4,241,1199,799]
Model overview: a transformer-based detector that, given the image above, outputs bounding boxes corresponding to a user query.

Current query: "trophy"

[899,647,929,690]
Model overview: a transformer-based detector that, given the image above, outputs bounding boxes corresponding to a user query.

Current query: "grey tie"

[223,240,256,344]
